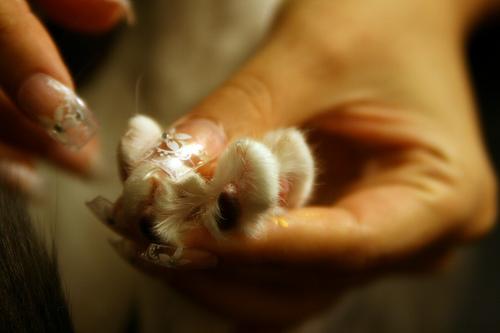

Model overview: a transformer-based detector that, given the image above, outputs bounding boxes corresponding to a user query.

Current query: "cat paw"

[87,115,316,255]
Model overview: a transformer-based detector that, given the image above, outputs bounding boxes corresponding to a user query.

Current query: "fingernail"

[107,0,136,25]
[143,118,226,181]
[110,239,218,269]
[18,74,98,149]
[174,118,227,159]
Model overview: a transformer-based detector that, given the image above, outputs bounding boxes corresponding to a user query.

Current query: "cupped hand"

[0,0,131,193]
[117,0,498,326]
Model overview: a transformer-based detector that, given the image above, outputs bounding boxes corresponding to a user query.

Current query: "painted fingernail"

[106,0,136,25]
[143,118,226,181]
[173,118,227,160]
[110,239,218,270]
[18,74,97,149]
[140,243,218,269]
[86,196,136,238]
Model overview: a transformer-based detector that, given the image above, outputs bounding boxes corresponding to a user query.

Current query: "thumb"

[170,19,339,158]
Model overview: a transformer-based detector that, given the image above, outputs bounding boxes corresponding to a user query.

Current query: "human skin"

[116,0,499,326]
[0,0,130,191]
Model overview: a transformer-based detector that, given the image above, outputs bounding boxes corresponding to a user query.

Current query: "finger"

[189,149,486,271]
[119,115,227,179]
[158,4,348,161]
[175,50,320,142]
[119,2,347,178]
[193,193,448,270]
[0,92,98,175]
[35,0,134,33]
[0,1,99,171]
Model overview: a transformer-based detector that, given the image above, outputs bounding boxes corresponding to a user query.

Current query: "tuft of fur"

[153,169,208,246]
[0,182,74,333]
[118,115,163,179]
[262,128,315,208]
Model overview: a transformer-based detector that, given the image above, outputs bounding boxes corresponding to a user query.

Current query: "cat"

[87,114,315,266]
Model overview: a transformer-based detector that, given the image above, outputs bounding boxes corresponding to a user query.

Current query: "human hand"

[112,0,498,325]
[0,0,132,194]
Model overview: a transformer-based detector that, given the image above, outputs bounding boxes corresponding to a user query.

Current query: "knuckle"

[222,73,275,129]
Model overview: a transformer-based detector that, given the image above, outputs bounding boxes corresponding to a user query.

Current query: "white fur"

[204,138,280,238]
[152,171,207,246]
[119,115,163,177]
[262,129,315,207]
[112,114,315,247]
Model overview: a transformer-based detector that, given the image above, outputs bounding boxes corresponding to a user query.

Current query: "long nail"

[18,74,97,149]
[110,239,218,269]
[142,118,226,181]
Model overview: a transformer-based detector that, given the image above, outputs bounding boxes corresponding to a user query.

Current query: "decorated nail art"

[140,243,189,268]
[18,74,97,149]
[109,239,217,269]
[39,78,96,148]
[142,127,211,181]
